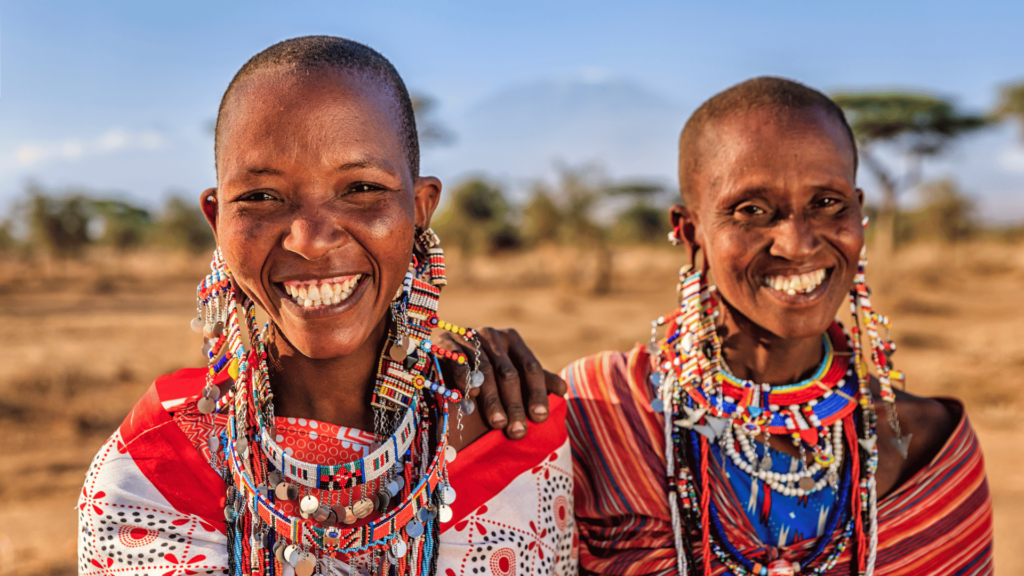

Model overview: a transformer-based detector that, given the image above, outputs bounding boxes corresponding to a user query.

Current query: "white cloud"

[12,128,167,167]
[997,146,1024,173]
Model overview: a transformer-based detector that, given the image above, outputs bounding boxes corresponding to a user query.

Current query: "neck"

[266,320,388,432]
[716,300,824,385]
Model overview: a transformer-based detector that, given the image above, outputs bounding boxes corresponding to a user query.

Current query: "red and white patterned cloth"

[78,368,577,575]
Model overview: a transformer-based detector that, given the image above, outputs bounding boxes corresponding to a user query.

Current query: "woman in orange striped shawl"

[558,78,993,575]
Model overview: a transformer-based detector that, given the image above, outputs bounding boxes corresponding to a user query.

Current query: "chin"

[281,324,375,360]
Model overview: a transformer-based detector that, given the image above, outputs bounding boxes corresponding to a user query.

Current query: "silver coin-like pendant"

[283,544,300,567]
[294,553,316,576]
[460,397,476,415]
[438,504,453,523]
[759,454,774,471]
[441,484,457,505]
[470,370,485,388]
[340,506,357,525]
[389,344,407,362]
[445,445,457,463]
[275,482,299,501]
[197,397,216,414]
[299,495,320,517]
[392,538,408,557]
[406,520,424,538]
[273,540,287,564]
[352,497,374,518]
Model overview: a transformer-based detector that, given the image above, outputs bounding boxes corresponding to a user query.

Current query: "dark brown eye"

[738,205,767,216]
[238,191,277,202]
[350,182,385,194]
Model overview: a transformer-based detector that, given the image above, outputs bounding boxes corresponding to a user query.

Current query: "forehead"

[697,107,856,203]
[216,66,404,176]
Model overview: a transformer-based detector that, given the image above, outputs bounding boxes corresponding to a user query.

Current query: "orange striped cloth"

[561,346,994,576]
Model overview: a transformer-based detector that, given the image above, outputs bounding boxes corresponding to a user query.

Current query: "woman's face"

[205,67,440,359]
[685,106,864,340]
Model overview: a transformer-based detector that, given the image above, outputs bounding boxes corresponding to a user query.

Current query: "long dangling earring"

[852,217,910,458]
[191,247,244,415]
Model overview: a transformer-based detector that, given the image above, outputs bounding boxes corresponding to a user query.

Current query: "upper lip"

[272,272,368,284]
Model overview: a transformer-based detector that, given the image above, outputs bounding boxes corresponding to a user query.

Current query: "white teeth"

[284,275,363,308]
[762,269,827,296]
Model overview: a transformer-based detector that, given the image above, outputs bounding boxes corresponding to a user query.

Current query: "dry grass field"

[0,242,1021,575]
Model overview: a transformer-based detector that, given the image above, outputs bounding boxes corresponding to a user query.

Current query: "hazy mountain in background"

[423,77,689,193]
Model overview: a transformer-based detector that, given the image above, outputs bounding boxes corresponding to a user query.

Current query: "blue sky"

[2,1,1023,221]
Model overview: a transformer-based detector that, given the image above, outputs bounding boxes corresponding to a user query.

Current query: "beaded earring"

[850,217,910,458]
[191,247,245,414]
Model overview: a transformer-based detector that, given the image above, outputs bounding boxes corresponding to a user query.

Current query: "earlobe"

[413,176,442,229]
[669,204,701,262]
[200,188,219,239]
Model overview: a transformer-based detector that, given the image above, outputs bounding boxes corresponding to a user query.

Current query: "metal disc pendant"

[441,484,457,505]
[352,497,374,518]
[312,502,332,523]
[418,507,435,522]
[283,544,300,567]
[401,335,414,353]
[798,477,816,491]
[190,315,205,333]
[650,398,664,413]
[197,397,216,414]
[299,495,320,518]
[460,397,476,415]
[275,482,299,501]
[268,470,283,487]
[392,538,408,557]
[273,540,287,564]
[445,445,457,463]
[759,454,774,471]
[406,520,424,538]
[438,504,453,523]
[294,553,316,576]
[470,370,485,388]
[340,506,357,525]
[389,343,407,361]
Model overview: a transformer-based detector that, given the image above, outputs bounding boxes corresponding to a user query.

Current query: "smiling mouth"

[281,274,364,308]
[760,268,829,296]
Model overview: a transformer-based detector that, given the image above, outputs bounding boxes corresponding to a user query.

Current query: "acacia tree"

[831,93,988,254]
[995,81,1024,138]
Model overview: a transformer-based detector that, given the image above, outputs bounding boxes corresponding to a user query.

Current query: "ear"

[200,188,219,241]
[669,204,701,264]
[413,176,442,228]
[855,187,865,208]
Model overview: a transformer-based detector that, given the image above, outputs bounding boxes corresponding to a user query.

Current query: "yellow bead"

[228,358,240,380]
[458,327,466,335]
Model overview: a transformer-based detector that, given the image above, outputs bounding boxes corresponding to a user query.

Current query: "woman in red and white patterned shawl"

[78,36,575,576]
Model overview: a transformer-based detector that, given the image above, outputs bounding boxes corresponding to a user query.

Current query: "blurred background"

[1,1,1023,574]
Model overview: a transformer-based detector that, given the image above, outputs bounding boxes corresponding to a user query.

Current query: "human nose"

[281,205,349,261]
[768,214,820,261]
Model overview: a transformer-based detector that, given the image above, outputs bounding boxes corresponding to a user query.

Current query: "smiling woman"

[76,36,575,576]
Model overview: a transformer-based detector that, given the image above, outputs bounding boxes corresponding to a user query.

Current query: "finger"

[471,332,509,430]
[505,329,550,423]
[480,329,529,440]
[545,370,568,397]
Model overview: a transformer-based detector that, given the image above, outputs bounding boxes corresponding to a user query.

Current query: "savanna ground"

[0,242,1021,575]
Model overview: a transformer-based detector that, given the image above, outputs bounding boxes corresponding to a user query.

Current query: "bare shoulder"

[870,375,960,496]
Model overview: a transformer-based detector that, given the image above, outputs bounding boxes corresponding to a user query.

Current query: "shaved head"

[678,77,857,207]
[215,35,419,177]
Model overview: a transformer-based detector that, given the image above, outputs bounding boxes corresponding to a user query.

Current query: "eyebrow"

[241,159,399,178]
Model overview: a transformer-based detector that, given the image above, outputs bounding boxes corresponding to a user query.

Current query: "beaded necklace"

[651,265,883,576]
[192,230,480,576]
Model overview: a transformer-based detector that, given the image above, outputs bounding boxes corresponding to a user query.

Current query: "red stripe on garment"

[442,394,568,532]
[119,371,228,534]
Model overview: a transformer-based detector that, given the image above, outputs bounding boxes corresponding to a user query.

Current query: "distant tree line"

[0,182,214,258]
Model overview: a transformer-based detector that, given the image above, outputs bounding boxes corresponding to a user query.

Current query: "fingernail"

[531,406,548,417]
[492,415,507,427]
[510,422,526,436]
